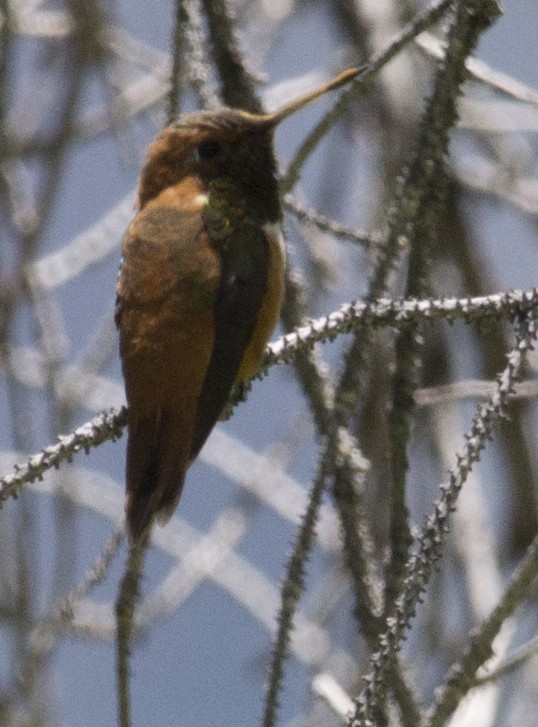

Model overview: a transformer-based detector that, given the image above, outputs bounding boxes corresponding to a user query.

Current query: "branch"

[1,287,537,502]
[0,408,127,501]
[348,308,536,725]
[429,532,538,726]
[281,0,456,192]
[264,288,538,370]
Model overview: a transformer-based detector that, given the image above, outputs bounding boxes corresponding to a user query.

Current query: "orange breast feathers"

[236,222,285,382]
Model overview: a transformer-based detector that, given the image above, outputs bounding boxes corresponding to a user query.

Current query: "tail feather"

[125,406,192,542]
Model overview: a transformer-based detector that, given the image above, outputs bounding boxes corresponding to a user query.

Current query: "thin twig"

[428,532,538,726]
[116,533,150,727]
[281,0,456,193]
[261,459,330,727]
[284,194,375,247]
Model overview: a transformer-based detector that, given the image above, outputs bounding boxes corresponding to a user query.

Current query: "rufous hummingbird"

[116,67,359,541]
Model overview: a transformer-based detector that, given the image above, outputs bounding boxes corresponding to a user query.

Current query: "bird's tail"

[125,406,192,542]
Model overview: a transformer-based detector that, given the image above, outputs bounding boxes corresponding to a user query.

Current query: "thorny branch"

[1,288,536,501]
[349,309,537,725]
[2,0,538,725]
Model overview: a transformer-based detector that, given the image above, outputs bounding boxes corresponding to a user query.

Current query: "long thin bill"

[261,67,359,126]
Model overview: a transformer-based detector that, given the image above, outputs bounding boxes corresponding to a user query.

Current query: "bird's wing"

[117,195,221,539]
[189,221,270,461]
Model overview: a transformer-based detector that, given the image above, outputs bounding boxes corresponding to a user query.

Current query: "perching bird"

[116,67,358,541]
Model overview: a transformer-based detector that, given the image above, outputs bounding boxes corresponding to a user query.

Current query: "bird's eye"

[196,140,222,159]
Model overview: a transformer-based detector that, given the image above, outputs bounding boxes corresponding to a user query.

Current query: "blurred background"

[1,1,538,726]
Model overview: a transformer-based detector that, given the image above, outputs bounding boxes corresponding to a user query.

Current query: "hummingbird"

[116,67,359,541]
